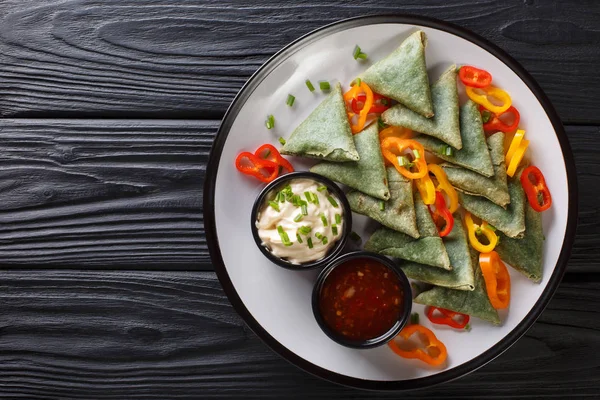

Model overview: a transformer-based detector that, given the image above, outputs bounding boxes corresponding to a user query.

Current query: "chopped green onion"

[350,231,361,241]
[286,94,295,107]
[488,224,497,232]
[296,233,303,243]
[307,237,313,249]
[320,213,328,227]
[413,149,421,159]
[317,185,327,192]
[410,313,419,325]
[305,79,315,92]
[301,203,308,216]
[481,110,492,123]
[378,116,387,129]
[278,137,286,146]
[322,236,328,245]
[335,214,341,224]
[312,193,319,206]
[397,155,413,167]
[464,323,472,332]
[315,232,323,240]
[353,45,367,60]
[326,195,339,208]
[319,81,331,91]
[268,201,280,211]
[352,77,362,87]
[298,226,312,235]
[294,213,304,222]
[332,225,338,236]
[277,226,291,245]
[291,194,301,206]
[440,145,454,157]
[304,191,312,203]
[379,201,385,211]
[265,115,275,129]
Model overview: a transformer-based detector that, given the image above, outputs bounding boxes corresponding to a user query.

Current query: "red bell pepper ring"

[459,65,492,88]
[254,144,294,174]
[428,191,454,237]
[520,166,552,212]
[235,152,279,183]
[351,92,391,114]
[426,306,470,329]
[480,105,520,133]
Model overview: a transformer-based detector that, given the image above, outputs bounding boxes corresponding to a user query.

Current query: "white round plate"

[204,15,577,390]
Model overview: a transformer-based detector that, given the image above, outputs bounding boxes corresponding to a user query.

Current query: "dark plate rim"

[203,14,578,391]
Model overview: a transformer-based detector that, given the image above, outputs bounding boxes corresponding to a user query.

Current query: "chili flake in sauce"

[319,258,403,341]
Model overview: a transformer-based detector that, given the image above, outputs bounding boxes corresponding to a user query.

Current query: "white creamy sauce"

[256,179,344,264]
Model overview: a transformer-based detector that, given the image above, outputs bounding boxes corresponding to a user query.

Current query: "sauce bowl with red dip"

[312,251,412,349]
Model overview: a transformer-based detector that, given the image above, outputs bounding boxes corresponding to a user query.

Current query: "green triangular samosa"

[443,132,510,207]
[347,167,418,238]
[459,173,526,238]
[414,249,501,325]
[364,191,450,269]
[496,203,544,282]
[416,99,494,177]
[281,82,359,162]
[310,124,389,200]
[360,31,433,118]
[400,218,475,290]
[382,65,461,149]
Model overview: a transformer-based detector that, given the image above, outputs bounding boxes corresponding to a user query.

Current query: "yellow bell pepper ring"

[415,174,436,205]
[427,164,459,213]
[465,212,499,253]
[465,86,512,114]
[506,139,529,177]
[505,130,525,164]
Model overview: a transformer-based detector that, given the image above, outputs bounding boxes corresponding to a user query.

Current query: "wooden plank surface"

[0,270,597,399]
[0,0,599,123]
[0,119,595,273]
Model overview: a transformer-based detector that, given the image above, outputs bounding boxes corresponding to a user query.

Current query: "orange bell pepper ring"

[464,212,498,253]
[388,324,448,367]
[427,164,459,213]
[344,81,374,134]
[479,251,511,309]
[379,126,412,142]
[380,137,428,180]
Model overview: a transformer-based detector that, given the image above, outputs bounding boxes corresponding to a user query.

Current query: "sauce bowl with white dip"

[251,172,352,270]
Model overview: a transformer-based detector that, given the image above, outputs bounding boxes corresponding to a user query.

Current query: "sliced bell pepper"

[480,105,520,133]
[464,212,498,253]
[379,126,412,142]
[344,82,374,134]
[426,306,470,329]
[505,130,529,177]
[466,86,512,114]
[479,251,511,309]
[254,144,294,174]
[388,324,448,367]
[427,164,459,213]
[235,152,279,183]
[520,165,552,212]
[380,138,428,180]
[428,191,454,237]
[351,92,391,114]
[458,66,492,88]
[415,174,436,205]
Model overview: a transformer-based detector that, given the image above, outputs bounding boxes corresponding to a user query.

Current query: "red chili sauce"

[319,258,403,341]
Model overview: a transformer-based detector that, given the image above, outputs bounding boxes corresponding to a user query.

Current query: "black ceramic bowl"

[250,171,352,270]
[312,251,412,349]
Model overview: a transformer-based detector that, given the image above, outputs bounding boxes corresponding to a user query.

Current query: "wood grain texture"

[1,0,600,123]
[0,120,595,273]
[0,270,597,399]
[0,119,216,269]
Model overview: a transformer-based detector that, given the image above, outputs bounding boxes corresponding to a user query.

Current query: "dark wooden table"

[0,1,598,398]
